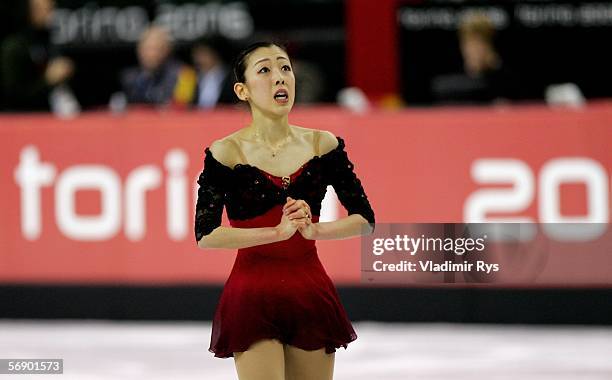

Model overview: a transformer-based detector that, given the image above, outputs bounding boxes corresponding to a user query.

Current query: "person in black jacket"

[120,25,199,107]
[190,35,237,109]
[0,0,74,111]
[431,12,522,105]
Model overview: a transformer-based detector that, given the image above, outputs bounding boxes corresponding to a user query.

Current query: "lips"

[274,89,289,103]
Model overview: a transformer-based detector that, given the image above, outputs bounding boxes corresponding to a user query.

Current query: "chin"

[269,109,292,118]
[267,103,294,116]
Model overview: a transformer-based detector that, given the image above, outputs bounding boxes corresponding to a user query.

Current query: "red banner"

[1,103,611,285]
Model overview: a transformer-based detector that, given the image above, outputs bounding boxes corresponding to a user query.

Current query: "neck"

[248,110,291,144]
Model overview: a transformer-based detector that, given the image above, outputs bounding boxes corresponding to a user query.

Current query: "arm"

[310,214,373,240]
[197,225,285,249]
[195,141,297,249]
[300,132,375,240]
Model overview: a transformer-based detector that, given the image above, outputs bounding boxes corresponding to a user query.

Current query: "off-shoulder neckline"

[204,135,345,178]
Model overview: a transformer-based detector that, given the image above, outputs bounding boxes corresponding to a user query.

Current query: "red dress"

[195,135,375,358]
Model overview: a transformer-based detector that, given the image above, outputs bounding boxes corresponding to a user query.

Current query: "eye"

[258,67,270,73]
[282,65,292,71]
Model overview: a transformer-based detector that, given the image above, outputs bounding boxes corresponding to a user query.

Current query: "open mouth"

[274,89,289,103]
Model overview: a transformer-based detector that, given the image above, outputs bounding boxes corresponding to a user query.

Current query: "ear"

[234,82,249,102]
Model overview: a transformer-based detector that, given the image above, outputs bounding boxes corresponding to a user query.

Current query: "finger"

[285,200,310,215]
[288,212,302,220]
[284,203,302,215]
[295,199,309,209]
[288,209,309,220]
[299,202,311,215]
[291,220,307,229]
[296,199,309,207]
[298,206,310,218]
[283,199,297,212]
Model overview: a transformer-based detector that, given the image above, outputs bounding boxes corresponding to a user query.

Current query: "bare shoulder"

[317,130,340,155]
[208,135,242,168]
[289,125,315,141]
[290,125,339,155]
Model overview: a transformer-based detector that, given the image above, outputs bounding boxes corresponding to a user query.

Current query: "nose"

[273,67,285,85]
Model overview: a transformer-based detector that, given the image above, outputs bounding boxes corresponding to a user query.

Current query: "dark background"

[3,0,612,107]
[0,0,346,108]
[399,0,612,104]
[2,285,612,324]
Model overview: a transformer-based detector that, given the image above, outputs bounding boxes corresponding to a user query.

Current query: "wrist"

[307,222,319,240]
[274,226,289,241]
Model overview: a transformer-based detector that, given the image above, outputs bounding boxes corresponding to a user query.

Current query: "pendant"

[281,176,291,189]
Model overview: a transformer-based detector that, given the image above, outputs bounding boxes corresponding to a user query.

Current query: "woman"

[0,0,74,111]
[194,41,375,380]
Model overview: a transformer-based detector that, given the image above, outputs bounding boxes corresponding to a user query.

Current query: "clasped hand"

[277,196,316,240]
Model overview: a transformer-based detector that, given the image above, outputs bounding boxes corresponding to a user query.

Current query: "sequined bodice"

[195,136,375,241]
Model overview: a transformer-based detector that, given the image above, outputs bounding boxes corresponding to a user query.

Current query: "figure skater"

[195,41,375,380]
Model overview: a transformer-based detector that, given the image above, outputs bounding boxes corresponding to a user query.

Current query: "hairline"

[252,56,290,68]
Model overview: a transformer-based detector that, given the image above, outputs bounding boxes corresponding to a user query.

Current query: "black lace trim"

[323,141,376,229]
[194,136,375,242]
[194,150,229,242]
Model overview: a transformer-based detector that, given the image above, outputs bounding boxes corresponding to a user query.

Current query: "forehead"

[247,46,289,67]
[32,0,53,8]
[141,29,169,46]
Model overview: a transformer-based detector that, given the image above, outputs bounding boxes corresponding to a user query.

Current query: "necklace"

[253,129,293,157]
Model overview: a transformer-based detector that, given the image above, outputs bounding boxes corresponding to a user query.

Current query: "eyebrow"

[253,56,289,66]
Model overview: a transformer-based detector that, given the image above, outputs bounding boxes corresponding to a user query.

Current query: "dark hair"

[1,0,31,35]
[192,34,232,63]
[232,41,288,84]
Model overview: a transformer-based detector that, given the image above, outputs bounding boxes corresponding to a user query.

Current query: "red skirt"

[209,204,357,358]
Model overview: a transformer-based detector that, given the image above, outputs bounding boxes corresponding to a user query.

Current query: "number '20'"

[464,158,609,241]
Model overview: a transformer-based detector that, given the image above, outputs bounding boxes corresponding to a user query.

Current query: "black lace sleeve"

[194,148,229,243]
[325,137,376,232]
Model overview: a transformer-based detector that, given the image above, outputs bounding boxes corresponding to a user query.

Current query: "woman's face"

[30,0,55,28]
[240,46,295,117]
[460,36,491,76]
[137,28,171,71]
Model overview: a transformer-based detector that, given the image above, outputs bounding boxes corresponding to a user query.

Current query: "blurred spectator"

[431,12,521,105]
[293,59,326,104]
[191,36,236,108]
[120,26,196,106]
[0,0,75,111]
[282,43,326,104]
